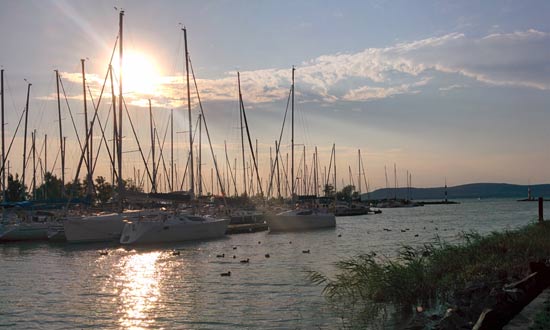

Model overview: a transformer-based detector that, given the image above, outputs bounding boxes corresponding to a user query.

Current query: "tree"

[95,176,114,204]
[34,172,63,200]
[323,184,335,197]
[6,174,27,202]
[337,185,356,202]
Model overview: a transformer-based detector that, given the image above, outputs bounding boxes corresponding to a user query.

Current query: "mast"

[55,70,65,197]
[1,69,5,201]
[303,145,306,195]
[183,27,194,196]
[358,149,361,195]
[171,109,174,191]
[32,130,36,198]
[22,82,31,197]
[314,146,318,196]
[198,113,202,197]
[117,10,124,209]
[81,59,93,199]
[149,99,156,192]
[109,65,117,187]
[291,66,295,199]
[238,72,246,196]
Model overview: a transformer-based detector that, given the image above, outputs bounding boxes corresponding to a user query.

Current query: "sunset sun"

[114,50,161,96]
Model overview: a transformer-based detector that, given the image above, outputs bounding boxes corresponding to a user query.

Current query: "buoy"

[302,249,310,254]
[221,271,231,277]
[216,253,225,258]
[240,258,250,263]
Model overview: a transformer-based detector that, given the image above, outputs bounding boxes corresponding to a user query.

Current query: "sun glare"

[113,50,161,96]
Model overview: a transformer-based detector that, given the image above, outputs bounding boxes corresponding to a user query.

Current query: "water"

[1,199,547,329]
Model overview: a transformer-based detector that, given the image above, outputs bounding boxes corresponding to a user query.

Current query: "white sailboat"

[266,67,336,232]
[120,212,229,245]
[63,209,147,243]
[119,27,229,245]
[0,210,52,242]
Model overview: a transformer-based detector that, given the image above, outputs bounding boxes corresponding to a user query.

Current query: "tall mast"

[22,82,31,197]
[117,10,124,208]
[55,70,65,197]
[31,130,36,198]
[198,113,202,197]
[1,69,5,201]
[170,109,174,191]
[358,149,361,195]
[291,66,295,199]
[303,145,306,195]
[183,27,194,196]
[81,59,93,199]
[109,65,117,187]
[314,146,318,196]
[149,99,156,192]
[238,72,246,196]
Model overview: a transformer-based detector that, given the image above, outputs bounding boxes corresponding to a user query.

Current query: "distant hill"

[363,183,550,200]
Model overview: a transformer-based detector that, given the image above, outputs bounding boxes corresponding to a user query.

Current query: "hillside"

[364,183,550,200]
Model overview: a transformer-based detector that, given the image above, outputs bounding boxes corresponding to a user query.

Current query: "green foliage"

[6,174,27,201]
[337,185,356,202]
[95,176,114,204]
[309,222,550,327]
[33,172,63,200]
[323,184,335,197]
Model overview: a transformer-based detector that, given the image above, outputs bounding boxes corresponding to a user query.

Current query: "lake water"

[1,199,548,329]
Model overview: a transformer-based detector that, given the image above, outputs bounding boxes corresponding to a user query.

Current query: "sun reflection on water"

[117,251,162,330]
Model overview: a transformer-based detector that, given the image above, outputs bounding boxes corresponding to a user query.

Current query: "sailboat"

[266,67,336,232]
[119,26,229,245]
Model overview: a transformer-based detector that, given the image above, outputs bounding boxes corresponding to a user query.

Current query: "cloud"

[50,29,550,108]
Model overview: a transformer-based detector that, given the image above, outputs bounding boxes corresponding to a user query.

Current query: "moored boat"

[266,208,335,232]
[120,212,229,245]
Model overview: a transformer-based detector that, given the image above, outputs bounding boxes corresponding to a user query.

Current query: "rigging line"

[177,114,200,191]
[34,73,55,135]
[51,146,61,174]
[224,141,237,195]
[239,86,264,196]
[87,83,117,180]
[122,96,154,188]
[0,108,26,175]
[58,75,89,170]
[267,86,292,196]
[153,114,172,192]
[189,57,227,198]
[4,74,21,117]
[65,35,118,208]
[325,144,334,188]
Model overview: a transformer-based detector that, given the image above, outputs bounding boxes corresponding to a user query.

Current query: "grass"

[530,297,550,330]
[309,221,550,327]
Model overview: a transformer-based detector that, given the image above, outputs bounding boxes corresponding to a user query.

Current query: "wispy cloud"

[53,29,550,108]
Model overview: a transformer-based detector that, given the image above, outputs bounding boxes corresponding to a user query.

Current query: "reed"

[309,221,550,327]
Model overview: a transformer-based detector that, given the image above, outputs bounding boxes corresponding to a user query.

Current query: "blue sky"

[1,0,550,193]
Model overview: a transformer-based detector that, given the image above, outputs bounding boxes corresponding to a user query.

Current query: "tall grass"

[309,222,550,327]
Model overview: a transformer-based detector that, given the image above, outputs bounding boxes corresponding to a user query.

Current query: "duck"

[240,258,250,263]
[220,271,231,277]
[216,253,225,258]
[232,246,237,250]
[302,249,310,254]
[265,254,270,258]
[99,251,109,256]
[172,251,180,256]
[338,234,342,237]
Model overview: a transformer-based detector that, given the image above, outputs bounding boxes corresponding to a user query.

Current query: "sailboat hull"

[64,213,125,243]
[267,212,336,232]
[120,216,229,245]
[0,222,49,242]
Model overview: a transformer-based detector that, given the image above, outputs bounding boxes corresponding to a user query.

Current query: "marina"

[1,199,548,329]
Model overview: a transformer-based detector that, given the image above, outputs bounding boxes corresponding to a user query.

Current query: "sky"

[1,0,550,194]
